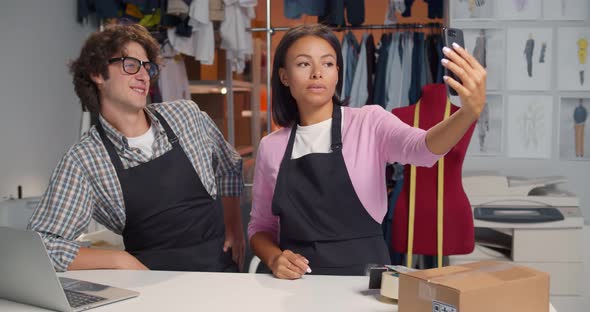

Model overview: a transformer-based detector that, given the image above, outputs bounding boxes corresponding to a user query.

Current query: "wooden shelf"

[189,80,253,94]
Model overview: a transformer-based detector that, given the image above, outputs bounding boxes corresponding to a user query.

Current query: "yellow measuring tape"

[407,98,451,269]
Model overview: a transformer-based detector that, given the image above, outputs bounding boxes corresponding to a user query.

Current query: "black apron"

[97,111,236,272]
[271,105,390,276]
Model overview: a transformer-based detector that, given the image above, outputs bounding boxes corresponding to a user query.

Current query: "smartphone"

[442,27,465,96]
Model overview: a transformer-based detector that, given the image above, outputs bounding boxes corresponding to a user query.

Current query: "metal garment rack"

[249,22,444,33]
[247,0,449,135]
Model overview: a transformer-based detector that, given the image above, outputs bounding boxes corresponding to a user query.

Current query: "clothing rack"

[248,0,449,135]
[248,22,443,33]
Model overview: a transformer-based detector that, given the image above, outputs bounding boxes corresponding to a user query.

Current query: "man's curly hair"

[69,24,160,114]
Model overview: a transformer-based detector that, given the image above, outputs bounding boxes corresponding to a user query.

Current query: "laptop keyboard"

[65,289,106,308]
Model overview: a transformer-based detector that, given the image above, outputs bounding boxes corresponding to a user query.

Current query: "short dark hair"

[271,24,343,128]
[69,24,160,114]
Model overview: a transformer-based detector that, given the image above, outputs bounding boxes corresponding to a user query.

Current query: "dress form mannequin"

[391,84,476,257]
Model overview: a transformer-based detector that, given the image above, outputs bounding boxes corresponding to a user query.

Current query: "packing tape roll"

[380,271,400,300]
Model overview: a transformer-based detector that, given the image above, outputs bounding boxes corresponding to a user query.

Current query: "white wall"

[450,0,590,224]
[0,1,94,199]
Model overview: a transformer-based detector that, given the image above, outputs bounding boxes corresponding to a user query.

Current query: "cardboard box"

[399,260,549,312]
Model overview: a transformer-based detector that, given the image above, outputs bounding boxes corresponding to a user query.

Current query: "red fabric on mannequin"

[391,84,476,255]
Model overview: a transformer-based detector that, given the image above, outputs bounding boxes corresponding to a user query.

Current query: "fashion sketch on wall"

[496,0,542,20]
[559,98,590,161]
[468,95,504,156]
[543,0,589,20]
[452,0,493,20]
[464,29,504,90]
[507,28,553,91]
[507,95,553,159]
[558,28,590,91]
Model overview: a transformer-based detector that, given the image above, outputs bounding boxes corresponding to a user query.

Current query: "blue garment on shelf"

[284,0,326,19]
[318,0,365,26]
[402,0,414,17]
[424,0,443,18]
[78,0,122,23]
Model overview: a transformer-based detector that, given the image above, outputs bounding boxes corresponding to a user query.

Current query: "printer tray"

[474,207,564,223]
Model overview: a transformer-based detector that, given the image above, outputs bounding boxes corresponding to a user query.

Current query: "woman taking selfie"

[248,24,487,279]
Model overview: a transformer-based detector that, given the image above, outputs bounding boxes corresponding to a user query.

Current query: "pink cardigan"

[248,105,443,242]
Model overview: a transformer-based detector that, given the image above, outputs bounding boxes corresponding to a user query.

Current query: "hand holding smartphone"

[442,28,465,96]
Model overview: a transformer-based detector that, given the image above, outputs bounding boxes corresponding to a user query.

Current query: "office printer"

[450,174,584,298]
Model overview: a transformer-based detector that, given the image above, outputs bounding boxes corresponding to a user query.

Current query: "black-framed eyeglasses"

[108,56,159,79]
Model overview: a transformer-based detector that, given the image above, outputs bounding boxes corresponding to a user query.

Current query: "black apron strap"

[96,122,125,172]
[330,105,343,152]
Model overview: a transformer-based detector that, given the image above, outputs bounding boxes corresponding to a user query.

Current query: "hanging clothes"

[365,33,376,105]
[385,32,403,112]
[220,0,256,73]
[384,0,398,24]
[401,0,414,17]
[382,162,405,265]
[284,0,326,19]
[436,35,444,83]
[400,32,414,107]
[424,0,443,19]
[167,0,215,65]
[209,0,225,21]
[341,31,360,104]
[77,0,122,23]
[409,32,425,105]
[349,33,369,107]
[373,34,392,107]
[167,0,190,15]
[318,0,365,27]
[422,36,432,85]
[391,84,475,256]
[121,0,163,12]
[426,33,444,83]
[158,44,191,102]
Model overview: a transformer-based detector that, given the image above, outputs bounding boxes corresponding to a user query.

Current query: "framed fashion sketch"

[495,0,542,20]
[557,27,590,91]
[543,0,589,20]
[451,0,494,20]
[506,28,553,91]
[559,97,590,161]
[468,94,504,156]
[463,28,504,90]
[506,95,553,159]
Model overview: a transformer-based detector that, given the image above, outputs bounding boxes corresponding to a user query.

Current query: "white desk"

[0,270,560,312]
[0,271,397,311]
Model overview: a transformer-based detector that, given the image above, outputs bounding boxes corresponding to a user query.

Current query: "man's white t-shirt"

[127,124,156,159]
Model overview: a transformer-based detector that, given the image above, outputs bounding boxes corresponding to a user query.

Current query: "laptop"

[0,226,139,311]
